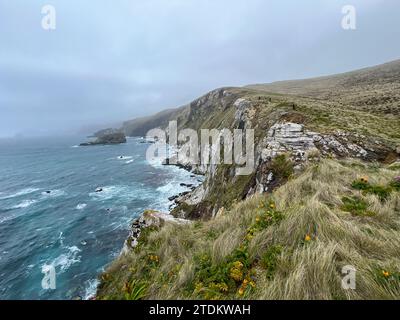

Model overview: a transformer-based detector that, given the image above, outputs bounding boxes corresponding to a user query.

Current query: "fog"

[0,0,399,137]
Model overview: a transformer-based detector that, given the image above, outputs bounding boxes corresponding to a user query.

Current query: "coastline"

[90,149,205,300]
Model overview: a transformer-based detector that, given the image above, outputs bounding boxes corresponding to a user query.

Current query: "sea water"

[0,136,202,299]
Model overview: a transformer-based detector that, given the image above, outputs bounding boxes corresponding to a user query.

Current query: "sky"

[0,0,399,137]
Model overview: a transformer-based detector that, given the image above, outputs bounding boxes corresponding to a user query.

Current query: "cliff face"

[96,60,400,300]
[103,61,400,220]
[168,85,399,219]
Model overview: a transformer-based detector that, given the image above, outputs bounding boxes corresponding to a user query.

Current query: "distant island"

[80,131,127,146]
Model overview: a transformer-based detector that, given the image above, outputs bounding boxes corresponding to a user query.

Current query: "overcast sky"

[0,0,399,137]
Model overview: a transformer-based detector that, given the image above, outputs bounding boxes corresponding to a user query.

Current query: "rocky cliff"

[96,60,400,300]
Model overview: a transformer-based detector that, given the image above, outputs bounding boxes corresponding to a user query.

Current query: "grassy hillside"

[246,59,400,116]
[122,60,400,145]
[96,60,400,300]
[97,160,400,300]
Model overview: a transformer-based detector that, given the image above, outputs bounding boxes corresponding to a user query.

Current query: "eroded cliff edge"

[96,60,400,300]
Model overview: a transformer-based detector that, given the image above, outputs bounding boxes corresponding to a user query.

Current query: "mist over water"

[0,136,201,299]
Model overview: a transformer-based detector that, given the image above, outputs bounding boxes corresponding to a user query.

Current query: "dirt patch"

[280,112,306,124]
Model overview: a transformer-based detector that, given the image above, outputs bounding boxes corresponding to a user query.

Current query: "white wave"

[71,145,79,148]
[59,232,65,246]
[41,189,66,198]
[156,181,178,194]
[76,203,87,210]
[146,156,164,168]
[83,279,99,300]
[42,245,81,275]
[11,199,37,209]
[117,155,133,160]
[0,215,12,224]
[89,185,135,201]
[0,188,40,200]
[125,159,134,164]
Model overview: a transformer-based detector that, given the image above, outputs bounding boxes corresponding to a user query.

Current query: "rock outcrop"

[172,120,398,218]
[121,210,189,255]
[80,132,127,146]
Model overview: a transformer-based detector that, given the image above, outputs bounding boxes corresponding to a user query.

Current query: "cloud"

[0,0,399,136]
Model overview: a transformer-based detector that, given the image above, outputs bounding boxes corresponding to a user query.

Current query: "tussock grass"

[97,159,400,300]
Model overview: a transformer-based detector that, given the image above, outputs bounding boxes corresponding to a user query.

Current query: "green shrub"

[351,180,370,191]
[367,185,392,201]
[351,178,393,201]
[124,280,147,300]
[260,245,282,280]
[390,177,400,191]
[341,196,375,216]
[270,154,294,180]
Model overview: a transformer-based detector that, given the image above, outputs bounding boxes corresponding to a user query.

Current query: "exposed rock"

[121,210,189,255]
[259,122,395,163]
[259,122,317,162]
[168,195,179,202]
[214,207,225,219]
[181,184,206,206]
[253,122,398,196]
[314,131,395,162]
[234,98,255,129]
[80,132,127,146]
[92,128,122,138]
[180,183,194,188]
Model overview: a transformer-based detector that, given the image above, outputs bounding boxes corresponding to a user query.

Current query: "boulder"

[121,210,189,255]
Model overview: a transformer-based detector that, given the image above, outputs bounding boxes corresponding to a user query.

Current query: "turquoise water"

[0,136,200,300]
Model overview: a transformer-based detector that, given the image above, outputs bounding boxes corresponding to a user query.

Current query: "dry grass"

[97,159,400,300]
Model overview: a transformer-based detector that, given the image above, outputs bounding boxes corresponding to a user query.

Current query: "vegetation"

[97,160,400,300]
[269,154,294,181]
[96,61,400,300]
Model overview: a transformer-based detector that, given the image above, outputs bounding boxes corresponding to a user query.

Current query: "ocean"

[0,136,202,300]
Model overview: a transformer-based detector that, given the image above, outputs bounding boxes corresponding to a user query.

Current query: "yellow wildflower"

[238,287,244,296]
[230,268,243,282]
[217,283,228,292]
[305,235,312,242]
[382,270,390,278]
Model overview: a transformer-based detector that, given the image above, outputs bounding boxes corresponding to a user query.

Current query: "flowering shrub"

[351,177,392,201]
[191,199,285,299]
